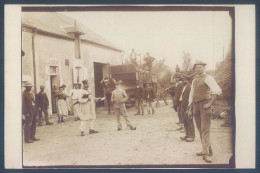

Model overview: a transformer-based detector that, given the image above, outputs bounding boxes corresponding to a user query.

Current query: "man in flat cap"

[179,75,195,142]
[111,80,136,131]
[22,81,40,143]
[188,60,222,163]
[35,85,53,126]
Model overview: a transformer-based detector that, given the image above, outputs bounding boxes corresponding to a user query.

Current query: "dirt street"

[23,101,233,167]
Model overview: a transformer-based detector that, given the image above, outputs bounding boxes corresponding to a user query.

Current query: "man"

[79,80,99,136]
[179,75,195,142]
[143,52,155,73]
[101,77,116,114]
[35,85,53,126]
[111,81,136,131]
[173,74,184,129]
[144,83,156,115]
[188,60,222,163]
[155,83,168,107]
[134,81,145,115]
[67,83,81,121]
[22,81,40,143]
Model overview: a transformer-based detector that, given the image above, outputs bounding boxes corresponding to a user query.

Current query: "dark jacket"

[180,84,191,110]
[101,78,116,94]
[22,90,35,115]
[144,87,156,101]
[169,85,176,97]
[35,92,49,110]
[135,86,145,100]
[173,82,184,107]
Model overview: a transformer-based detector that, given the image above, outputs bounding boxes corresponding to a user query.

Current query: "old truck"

[109,63,157,106]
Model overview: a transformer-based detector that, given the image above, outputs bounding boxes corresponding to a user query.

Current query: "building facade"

[22,12,123,113]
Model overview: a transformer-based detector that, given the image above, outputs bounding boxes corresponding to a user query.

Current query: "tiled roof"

[22,12,122,52]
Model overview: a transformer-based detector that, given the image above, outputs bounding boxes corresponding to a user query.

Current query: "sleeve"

[205,75,222,96]
[122,90,128,102]
[46,94,49,107]
[188,81,194,106]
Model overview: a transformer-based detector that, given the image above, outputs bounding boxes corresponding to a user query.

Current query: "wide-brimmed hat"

[193,60,207,69]
[40,85,45,89]
[23,81,33,87]
[61,84,66,88]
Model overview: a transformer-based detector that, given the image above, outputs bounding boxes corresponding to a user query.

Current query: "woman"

[57,85,68,123]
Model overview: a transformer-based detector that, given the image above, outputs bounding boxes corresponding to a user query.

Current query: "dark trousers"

[39,108,50,124]
[176,102,183,124]
[105,93,112,113]
[24,114,36,142]
[193,99,212,155]
[136,99,144,114]
[181,104,195,138]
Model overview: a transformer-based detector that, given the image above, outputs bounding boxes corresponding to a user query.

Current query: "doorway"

[93,62,104,107]
[50,75,59,114]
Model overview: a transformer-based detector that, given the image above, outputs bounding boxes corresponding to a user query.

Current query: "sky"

[61,11,232,71]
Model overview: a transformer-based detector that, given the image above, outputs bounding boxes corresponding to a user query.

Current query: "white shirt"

[67,89,82,104]
[188,73,222,106]
[179,85,188,101]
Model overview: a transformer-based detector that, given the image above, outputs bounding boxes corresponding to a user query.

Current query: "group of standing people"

[169,60,222,163]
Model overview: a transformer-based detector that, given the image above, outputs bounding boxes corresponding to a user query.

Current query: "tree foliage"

[214,45,233,100]
[181,51,193,72]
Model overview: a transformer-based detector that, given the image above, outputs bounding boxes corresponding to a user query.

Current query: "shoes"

[31,138,40,141]
[130,127,136,130]
[77,117,80,120]
[196,151,212,156]
[142,113,144,115]
[196,151,204,156]
[81,131,85,136]
[175,127,182,131]
[180,136,187,141]
[58,117,61,123]
[25,140,34,143]
[134,113,140,115]
[185,137,194,142]
[118,128,122,131]
[75,118,78,121]
[176,122,181,125]
[46,122,53,125]
[89,129,99,134]
[203,155,212,163]
[61,117,64,122]
[180,129,185,133]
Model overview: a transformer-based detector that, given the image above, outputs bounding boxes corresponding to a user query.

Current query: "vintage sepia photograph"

[20,6,235,168]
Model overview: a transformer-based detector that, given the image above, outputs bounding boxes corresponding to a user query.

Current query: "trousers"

[181,104,195,138]
[80,119,95,132]
[136,99,144,114]
[147,100,155,114]
[105,93,112,113]
[24,114,36,142]
[115,105,134,129]
[193,99,212,155]
[177,102,183,124]
[38,108,50,124]
[73,103,81,118]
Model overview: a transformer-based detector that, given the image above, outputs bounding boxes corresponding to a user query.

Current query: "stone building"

[22,12,123,113]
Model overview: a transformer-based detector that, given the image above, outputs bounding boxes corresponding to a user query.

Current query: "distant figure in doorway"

[101,77,116,114]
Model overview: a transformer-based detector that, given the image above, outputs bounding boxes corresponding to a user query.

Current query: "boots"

[58,117,61,123]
